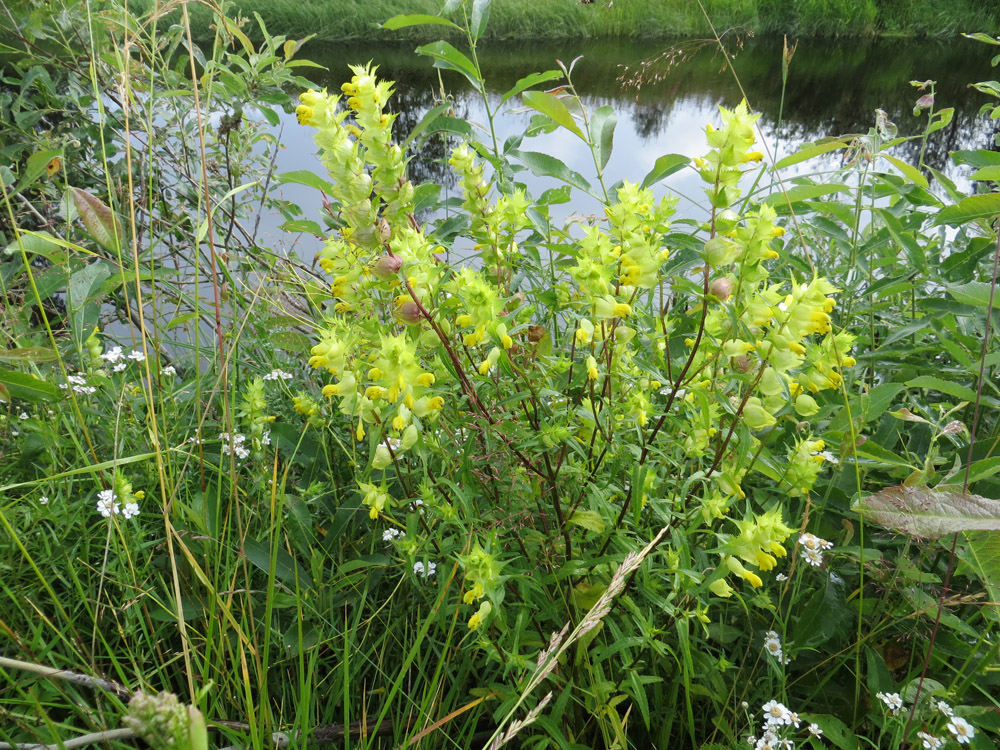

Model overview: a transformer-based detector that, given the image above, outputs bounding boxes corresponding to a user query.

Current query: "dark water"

[263,35,998,257]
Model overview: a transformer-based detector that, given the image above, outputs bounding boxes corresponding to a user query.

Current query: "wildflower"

[808,723,822,737]
[127,349,145,362]
[876,691,903,715]
[946,717,975,744]
[799,532,833,567]
[96,489,120,517]
[122,502,140,520]
[262,369,293,381]
[60,374,97,396]
[413,561,437,579]
[467,600,491,630]
[219,432,250,460]
[112,362,127,372]
[917,732,944,749]
[775,573,788,581]
[763,631,783,659]
[18,411,29,420]
[101,346,124,364]
[382,528,403,542]
[761,700,793,727]
[39,496,49,506]
[161,365,177,377]
[934,700,954,717]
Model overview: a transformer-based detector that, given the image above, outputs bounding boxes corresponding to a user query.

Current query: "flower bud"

[794,394,819,417]
[372,254,403,280]
[393,301,423,325]
[709,278,732,301]
[702,237,737,266]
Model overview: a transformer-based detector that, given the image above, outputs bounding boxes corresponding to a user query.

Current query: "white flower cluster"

[263,369,294,381]
[161,365,177,377]
[909,699,974,747]
[95,489,139,519]
[382,527,404,542]
[876,691,903,715]
[747,700,820,750]
[799,533,833,567]
[413,561,437,579]
[59,374,97,395]
[762,630,792,665]
[219,432,250,460]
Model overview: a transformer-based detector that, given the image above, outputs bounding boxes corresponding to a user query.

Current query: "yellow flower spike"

[386,386,399,402]
[404,391,415,409]
[756,551,777,571]
[744,151,764,162]
[322,384,339,398]
[501,334,513,349]
[771,226,786,237]
[356,422,365,441]
[295,105,314,125]
[745,571,763,588]
[586,356,599,381]
[393,415,406,431]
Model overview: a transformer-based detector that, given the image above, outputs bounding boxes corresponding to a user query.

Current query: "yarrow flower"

[39,495,49,506]
[121,502,140,520]
[127,349,145,362]
[762,630,791,664]
[876,691,903,715]
[761,700,793,727]
[382,527,403,542]
[946,716,975,744]
[263,369,293,381]
[101,346,124,364]
[161,365,177,377]
[60,374,97,396]
[808,723,822,737]
[799,532,833,567]
[219,432,250,460]
[917,731,945,749]
[413,561,437,578]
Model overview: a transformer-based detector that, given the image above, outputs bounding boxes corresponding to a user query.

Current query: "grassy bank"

[139,0,1000,42]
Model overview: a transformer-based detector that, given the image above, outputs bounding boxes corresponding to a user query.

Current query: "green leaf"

[936,192,1000,226]
[521,90,585,141]
[951,149,1000,168]
[470,0,491,40]
[856,486,1000,539]
[381,13,461,31]
[70,188,123,253]
[971,165,1000,181]
[510,149,594,195]
[906,375,977,402]
[945,281,996,307]
[243,538,313,589]
[566,509,606,533]
[880,153,928,189]
[590,105,617,172]
[14,149,63,193]
[4,230,66,263]
[416,41,482,89]
[807,715,858,750]
[763,183,850,205]
[0,347,58,363]
[955,531,1000,621]
[500,69,563,105]
[639,154,689,189]
[774,139,850,170]
[966,456,1000,485]
[0,370,62,403]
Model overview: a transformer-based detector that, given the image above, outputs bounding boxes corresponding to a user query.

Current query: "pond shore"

[137,0,999,43]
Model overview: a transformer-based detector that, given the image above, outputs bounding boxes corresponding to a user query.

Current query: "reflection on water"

[265,35,998,259]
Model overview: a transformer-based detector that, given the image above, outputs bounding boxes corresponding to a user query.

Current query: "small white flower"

[917,731,944,749]
[384,437,402,451]
[763,631,784,660]
[18,411,29,420]
[96,489,120,518]
[413,561,437,579]
[935,700,954,717]
[817,450,839,465]
[121,502,140,520]
[801,548,824,567]
[261,432,272,446]
[101,346,124,364]
[876,691,903,714]
[382,528,403,542]
[263,369,293,381]
[38,496,49,506]
[127,349,145,362]
[787,711,801,728]
[799,533,833,551]
[112,362,127,373]
[946,717,975,744]
[761,700,792,726]
[775,573,788,581]
[808,723,822,737]
[161,365,177,377]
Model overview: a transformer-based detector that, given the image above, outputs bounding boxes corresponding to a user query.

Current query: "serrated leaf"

[590,105,617,171]
[0,370,62,403]
[70,188,123,253]
[935,192,1000,226]
[906,375,977,402]
[639,153,689,188]
[857,486,1000,539]
[522,90,585,141]
[566,509,606,533]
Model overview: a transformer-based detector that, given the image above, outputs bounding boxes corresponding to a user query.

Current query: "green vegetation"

[131,0,1000,42]
[3,1,1000,749]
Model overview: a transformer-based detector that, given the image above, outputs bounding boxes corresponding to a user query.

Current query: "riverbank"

[142,0,998,42]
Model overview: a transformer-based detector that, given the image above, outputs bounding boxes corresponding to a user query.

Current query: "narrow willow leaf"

[935,192,1000,226]
[906,375,977,402]
[70,187,123,253]
[590,105,617,171]
[522,90,585,141]
[0,370,62,403]
[500,70,563,105]
[639,154,689,188]
[470,0,491,41]
[0,347,59,363]
[774,139,850,170]
[416,41,481,89]
[382,13,461,31]
[510,149,595,195]
[880,154,928,189]
[856,486,1000,539]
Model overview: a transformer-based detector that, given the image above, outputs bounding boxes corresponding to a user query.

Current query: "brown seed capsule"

[709,278,732,301]
[372,254,403,280]
[733,354,754,372]
[394,300,423,325]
